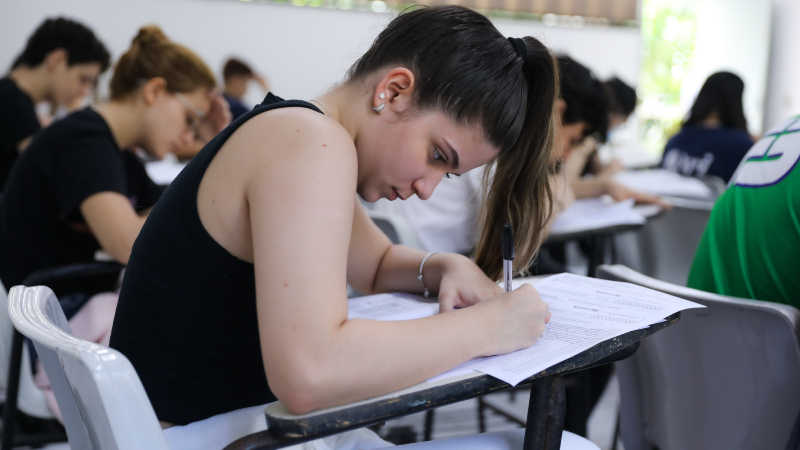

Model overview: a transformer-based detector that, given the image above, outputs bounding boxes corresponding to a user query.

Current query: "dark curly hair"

[558,55,609,143]
[12,17,110,72]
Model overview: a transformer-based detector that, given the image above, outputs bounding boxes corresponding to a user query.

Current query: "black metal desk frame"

[225,313,680,450]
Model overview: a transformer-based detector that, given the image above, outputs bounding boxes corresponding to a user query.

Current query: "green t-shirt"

[688,115,800,308]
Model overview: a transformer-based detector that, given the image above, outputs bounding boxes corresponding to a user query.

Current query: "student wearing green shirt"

[688,114,800,307]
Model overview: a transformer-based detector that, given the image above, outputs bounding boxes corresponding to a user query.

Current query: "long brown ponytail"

[474,38,559,281]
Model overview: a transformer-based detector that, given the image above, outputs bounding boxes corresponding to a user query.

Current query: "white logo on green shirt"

[733,116,800,188]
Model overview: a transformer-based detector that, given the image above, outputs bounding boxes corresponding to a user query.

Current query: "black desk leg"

[423,409,435,441]
[523,375,565,450]
[2,329,24,450]
[587,236,606,278]
[564,370,591,436]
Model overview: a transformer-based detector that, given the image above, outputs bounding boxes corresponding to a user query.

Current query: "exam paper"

[346,274,704,387]
[347,293,438,321]
[448,273,704,385]
[145,158,187,185]
[550,198,646,236]
[615,169,712,198]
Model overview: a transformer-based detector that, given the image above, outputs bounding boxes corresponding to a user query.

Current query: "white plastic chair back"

[8,285,169,450]
[615,197,714,286]
[0,279,53,418]
[597,264,800,450]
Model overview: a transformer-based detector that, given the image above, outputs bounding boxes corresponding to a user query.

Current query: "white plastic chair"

[0,279,53,419]
[8,285,169,450]
[597,264,800,450]
[613,196,715,286]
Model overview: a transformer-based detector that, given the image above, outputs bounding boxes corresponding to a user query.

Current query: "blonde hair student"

[109,7,562,448]
[0,25,228,296]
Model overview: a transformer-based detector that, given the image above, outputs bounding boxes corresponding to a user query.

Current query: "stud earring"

[378,93,385,99]
[373,104,385,113]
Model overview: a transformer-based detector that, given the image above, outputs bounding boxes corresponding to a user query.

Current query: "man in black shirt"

[0,17,110,191]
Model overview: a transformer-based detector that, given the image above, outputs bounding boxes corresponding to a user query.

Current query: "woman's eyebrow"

[444,140,460,169]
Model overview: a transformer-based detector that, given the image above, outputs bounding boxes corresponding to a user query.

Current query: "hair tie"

[507,37,528,65]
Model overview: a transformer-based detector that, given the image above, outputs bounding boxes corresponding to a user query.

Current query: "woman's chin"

[357,188,380,204]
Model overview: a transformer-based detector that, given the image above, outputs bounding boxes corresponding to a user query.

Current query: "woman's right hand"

[475,283,551,356]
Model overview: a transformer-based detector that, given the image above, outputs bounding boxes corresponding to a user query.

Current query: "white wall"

[764,0,800,131]
[684,0,771,134]
[0,0,641,105]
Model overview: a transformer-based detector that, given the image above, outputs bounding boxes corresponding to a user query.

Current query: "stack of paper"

[348,273,704,386]
[550,198,646,236]
[145,158,188,185]
[615,169,712,198]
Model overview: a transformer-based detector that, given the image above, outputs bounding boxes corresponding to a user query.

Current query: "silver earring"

[378,93,385,99]
[373,104,385,113]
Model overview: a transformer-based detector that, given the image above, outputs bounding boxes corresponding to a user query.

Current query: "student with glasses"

[0,25,229,304]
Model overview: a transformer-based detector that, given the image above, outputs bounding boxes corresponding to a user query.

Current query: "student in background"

[222,57,268,120]
[661,71,753,183]
[0,25,228,296]
[688,114,800,307]
[605,76,637,130]
[0,17,110,191]
[109,7,573,448]
[568,76,637,180]
[559,56,663,205]
[1,25,230,422]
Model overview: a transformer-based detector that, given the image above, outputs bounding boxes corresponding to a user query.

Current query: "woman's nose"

[180,130,195,147]
[413,172,445,201]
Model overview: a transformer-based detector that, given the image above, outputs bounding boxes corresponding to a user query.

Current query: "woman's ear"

[142,77,168,106]
[556,99,567,119]
[374,68,415,114]
[44,49,68,72]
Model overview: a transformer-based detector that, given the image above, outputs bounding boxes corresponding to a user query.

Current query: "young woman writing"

[110,6,573,448]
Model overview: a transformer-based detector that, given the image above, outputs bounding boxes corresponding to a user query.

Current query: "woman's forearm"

[371,245,460,295]
[270,302,494,414]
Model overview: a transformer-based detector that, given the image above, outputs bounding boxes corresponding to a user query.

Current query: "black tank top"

[109,94,324,425]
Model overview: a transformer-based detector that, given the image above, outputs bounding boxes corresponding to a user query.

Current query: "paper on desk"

[550,198,645,236]
[448,273,705,386]
[346,275,704,387]
[145,159,188,185]
[347,293,438,321]
[615,169,712,198]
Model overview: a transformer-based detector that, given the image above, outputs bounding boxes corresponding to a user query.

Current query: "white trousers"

[163,403,599,450]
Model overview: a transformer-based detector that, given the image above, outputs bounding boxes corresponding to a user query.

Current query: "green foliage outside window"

[638,0,698,153]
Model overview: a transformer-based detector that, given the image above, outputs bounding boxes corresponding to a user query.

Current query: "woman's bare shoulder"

[234,106,355,162]
[221,106,358,193]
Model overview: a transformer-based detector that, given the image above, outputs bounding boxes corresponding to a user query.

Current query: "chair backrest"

[616,197,714,286]
[8,285,169,450]
[0,279,53,418]
[597,264,800,450]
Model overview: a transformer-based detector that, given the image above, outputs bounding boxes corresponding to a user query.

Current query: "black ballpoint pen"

[502,222,514,292]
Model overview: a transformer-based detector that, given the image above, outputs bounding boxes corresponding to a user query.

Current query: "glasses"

[175,92,205,131]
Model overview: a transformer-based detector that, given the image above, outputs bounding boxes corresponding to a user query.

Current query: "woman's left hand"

[196,91,232,143]
[432,253,504,313]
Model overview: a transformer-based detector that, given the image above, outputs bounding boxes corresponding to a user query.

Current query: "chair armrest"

[224,312,679,450]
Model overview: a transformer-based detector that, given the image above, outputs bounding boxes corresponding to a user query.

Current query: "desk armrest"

[225,312,679,450]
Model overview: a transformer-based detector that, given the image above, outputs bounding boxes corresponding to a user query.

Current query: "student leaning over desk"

[0,17,110,192]
[0,25,230,294]
[108,6,572,449]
